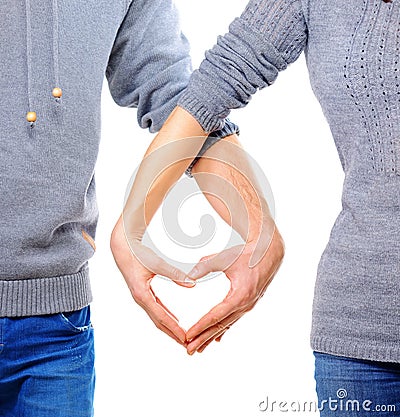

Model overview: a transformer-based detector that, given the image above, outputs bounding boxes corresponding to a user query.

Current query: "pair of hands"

[110,214,285,355]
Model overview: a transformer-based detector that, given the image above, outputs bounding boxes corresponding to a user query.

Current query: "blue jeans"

[0,306,95,417]
[314,352,400,416]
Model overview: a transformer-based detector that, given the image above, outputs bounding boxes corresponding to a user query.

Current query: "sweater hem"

[0,266,92,317]
[311,335,400,364]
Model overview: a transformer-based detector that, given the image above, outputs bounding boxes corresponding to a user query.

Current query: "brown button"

[52,87,62,98]
[26,111,37,123]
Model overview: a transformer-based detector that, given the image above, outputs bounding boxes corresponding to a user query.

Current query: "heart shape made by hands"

[150,272,230,332]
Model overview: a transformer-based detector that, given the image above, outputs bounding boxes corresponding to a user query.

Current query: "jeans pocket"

[59,305,92,333]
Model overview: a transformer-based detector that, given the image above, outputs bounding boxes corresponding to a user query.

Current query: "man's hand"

[110,215,195,346]
[185,225,285,355]
[184,132,283,354]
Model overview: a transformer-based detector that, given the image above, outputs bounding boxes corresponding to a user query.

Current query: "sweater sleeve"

[105,0,192,133]
[178,0,308,133]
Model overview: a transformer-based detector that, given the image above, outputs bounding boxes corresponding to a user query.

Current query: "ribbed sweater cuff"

[178,95,227,133]
[0,266,92,317]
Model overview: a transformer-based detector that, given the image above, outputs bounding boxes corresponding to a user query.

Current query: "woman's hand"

[110,107,206,345]
[110,215,195,346]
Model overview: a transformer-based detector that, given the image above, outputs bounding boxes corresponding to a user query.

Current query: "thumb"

[188,245,245,280]
[156,258,196,288]
[188,253,221,280]
[199,254,216,263]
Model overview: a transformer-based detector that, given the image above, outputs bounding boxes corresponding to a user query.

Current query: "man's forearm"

[184,133,284,353]
[190,133,275,249]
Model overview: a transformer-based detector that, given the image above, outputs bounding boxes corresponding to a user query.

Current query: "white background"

[91,0,344,415]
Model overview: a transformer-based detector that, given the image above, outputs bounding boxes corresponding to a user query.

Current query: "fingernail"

[185,277,196,286]
[188,267,198,278]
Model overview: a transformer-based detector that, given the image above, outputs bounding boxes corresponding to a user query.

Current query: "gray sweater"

[179,0,400,363]
[0,0,224,317]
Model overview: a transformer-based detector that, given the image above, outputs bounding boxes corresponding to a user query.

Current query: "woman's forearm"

[123,106,207,240]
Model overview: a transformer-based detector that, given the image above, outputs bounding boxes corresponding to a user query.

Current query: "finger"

[146,302,187,344]
[135,288,187,344]
[150,286,179,322]
[129,242,195,288]
[194,313,244,354]
[214,316,239,343]
[137,287,186,345]
[188,246,244,280]
[186,253,218,282]
[198,325,230,352]
[197,338,215,353]
[198,253,217,263]
[215,323,234,343]
[185,289,242,341]
[154,320,186,346]
[187,313,240,355]
[155,258,196,288]
[215,332,226,343]
[187,256,220,280]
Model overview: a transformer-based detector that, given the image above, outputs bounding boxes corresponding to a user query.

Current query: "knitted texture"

[179,0,400,363]
[179,0,307,132]
[0,0,192,316]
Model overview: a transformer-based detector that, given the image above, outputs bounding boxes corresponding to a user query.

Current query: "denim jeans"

[0,306,95,417]
[314,351,400,416]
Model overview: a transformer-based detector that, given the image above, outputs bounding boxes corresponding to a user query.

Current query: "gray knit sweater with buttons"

[179,0,400,363]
